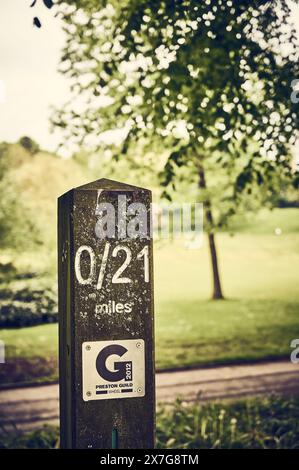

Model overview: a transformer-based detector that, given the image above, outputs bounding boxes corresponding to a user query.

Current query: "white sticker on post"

[82,339,145,401]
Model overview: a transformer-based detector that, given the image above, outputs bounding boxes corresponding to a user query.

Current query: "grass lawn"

[0,209,299,384]
[1,395,299,448]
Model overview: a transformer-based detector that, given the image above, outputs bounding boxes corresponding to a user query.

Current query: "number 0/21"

[74,243,150,290]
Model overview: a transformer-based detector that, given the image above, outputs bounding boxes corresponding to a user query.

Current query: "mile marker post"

[58,178,155,449]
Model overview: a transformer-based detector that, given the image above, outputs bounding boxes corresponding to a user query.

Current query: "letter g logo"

[96,344,131,382]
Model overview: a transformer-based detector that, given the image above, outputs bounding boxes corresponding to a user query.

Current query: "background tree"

[54,0,298,299]
[0,143,39,250]
[18,136,40,155]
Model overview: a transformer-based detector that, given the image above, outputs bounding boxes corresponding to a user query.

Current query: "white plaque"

[82,339,145,401]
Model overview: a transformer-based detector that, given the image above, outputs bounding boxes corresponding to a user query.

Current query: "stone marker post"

[58,178,155,449]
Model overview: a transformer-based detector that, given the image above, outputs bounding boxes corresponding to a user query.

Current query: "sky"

[0,0,70,154]
[0,0,298,157]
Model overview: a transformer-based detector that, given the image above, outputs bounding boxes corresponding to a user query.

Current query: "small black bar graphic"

[121,389,133,393]
[96,390,108,395]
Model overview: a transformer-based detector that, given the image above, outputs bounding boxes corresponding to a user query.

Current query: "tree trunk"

[198,164,224,300]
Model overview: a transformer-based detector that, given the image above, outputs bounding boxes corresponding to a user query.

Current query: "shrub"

[18,136,40,155]
[0,426,59,449]
[156,395,299,449]
[0,286,57,327]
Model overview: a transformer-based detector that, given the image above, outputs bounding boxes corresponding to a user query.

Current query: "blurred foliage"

[18,136,40,155]
[0,425,59,449]
[54,0,299,230]
[0,141,91,252]
[0,141,90,328]
[1,396,299,448]
[73,139,162,198]
[0,356,58,387]
[0,143,39,250]
[0,258,57,328]
[156,395,299,449]
[0,285,57,328]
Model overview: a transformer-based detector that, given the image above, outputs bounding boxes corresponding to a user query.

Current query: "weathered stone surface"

[58,179,155,449]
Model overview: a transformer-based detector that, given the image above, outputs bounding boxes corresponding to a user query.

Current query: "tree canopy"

[53,0,299,298]
[54,0,298,201]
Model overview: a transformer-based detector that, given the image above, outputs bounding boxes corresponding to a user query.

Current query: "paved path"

[0,360,298,432]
